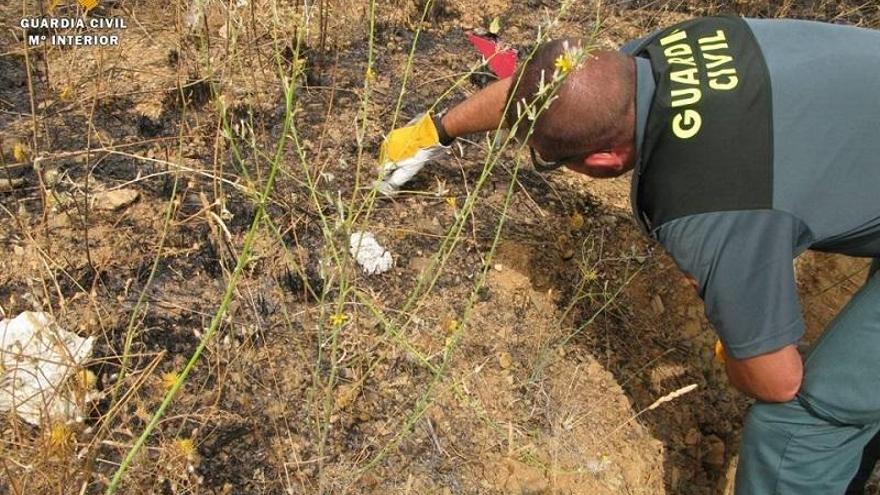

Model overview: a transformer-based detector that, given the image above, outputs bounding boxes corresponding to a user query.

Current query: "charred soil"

[1,1,877,494]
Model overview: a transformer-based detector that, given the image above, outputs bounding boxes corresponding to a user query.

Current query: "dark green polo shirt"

[623,18,880,359]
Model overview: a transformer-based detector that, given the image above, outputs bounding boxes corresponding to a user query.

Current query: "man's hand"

[724,344,803,402]
[377,113,450,195]
[376,78,513,194]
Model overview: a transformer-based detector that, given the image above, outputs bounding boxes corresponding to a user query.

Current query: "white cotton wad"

[349,232,394,275]
[0,312,94,426]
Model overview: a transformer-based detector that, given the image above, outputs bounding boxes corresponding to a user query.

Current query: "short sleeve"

[655,210,812,359]
[619,37,646,55]
[619,28,662,55]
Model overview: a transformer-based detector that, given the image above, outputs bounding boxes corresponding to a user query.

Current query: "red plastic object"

[466,33,518,79]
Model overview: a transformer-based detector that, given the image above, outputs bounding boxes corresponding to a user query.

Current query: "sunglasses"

[529,147,585,173]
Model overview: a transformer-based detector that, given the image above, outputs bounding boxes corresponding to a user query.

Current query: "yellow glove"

[379,113,441,164]
[378,113,450,194]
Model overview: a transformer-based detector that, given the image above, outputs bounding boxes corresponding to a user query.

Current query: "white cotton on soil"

[349,232,393,275]
[0,312,94,426]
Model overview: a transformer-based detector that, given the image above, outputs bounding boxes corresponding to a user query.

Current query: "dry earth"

[1,0,877,494]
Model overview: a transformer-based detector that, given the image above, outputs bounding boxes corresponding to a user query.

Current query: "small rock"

[93,189,139,211]
[409,256,431,273]
[685,428,701,446]
[498,351,513,369]
[50,212,70,228]
[599,214,618,226]
[683,319,701,337]
[493,263,503,272]
[650,295,665,315]
[334,383,360,412]
[704,434,726,469]
[429,216,444,235]
[569,212,585,231]
[531,272,552,291]
[557,234,576,260]
[0,177,25,191]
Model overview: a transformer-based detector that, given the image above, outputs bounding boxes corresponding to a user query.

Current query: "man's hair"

[504,39,636,159]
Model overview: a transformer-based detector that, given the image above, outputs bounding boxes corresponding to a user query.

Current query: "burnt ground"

[1,0,878,494]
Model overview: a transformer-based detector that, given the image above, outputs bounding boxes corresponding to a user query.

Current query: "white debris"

[184,0,206,33]
[349,232,393,275]
[1,312,94,426]
[581,456,612,474]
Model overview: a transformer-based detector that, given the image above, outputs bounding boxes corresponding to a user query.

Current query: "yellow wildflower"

[161,371,179,390]
[76,369,97,390]
[554,52,576,74]
[173,438,196,460]
[445,318,458,333]
[583,267,598,282]
[47,422,74,452]
[12,142,29,162]
[329,313,349,326]
[59,85,73,102]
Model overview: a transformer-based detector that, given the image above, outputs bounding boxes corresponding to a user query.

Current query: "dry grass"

[1,1,878,494]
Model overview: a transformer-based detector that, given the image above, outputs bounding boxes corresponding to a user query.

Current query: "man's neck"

[632,56,657,166]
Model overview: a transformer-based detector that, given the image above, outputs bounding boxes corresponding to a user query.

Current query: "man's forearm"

[440,77,512,138]
[724,344,803,403]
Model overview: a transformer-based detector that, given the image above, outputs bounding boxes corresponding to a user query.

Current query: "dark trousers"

[736,259,880,494]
